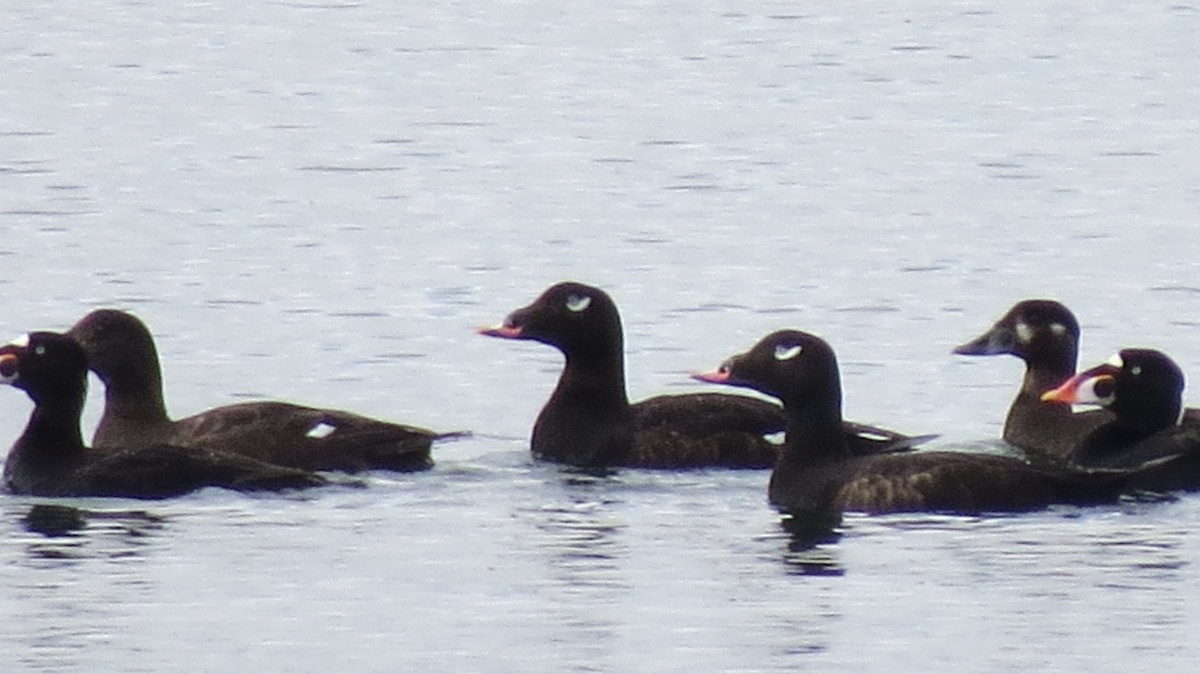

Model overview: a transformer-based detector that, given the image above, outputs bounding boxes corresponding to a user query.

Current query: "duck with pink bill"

[1041,348,1200,492]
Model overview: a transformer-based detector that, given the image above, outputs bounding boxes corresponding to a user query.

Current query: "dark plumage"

[66,309,443,473]
[695,329,1125,520]
[954,299,1110,460]
[479,282,928,469]
[1043,349,1200,492]
[1,332,326,499]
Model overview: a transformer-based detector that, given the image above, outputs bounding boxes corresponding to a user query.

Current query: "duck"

[693,329,1125,520]
[479,282,929,469]
[66,308,445,473]
[1041,348,1200,492]
[1,332,326,499]
[953,299,1111,460]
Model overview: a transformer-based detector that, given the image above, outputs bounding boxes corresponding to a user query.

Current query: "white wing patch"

[566,294,592,313]
[306,422,337,439]
[774,344,803,361]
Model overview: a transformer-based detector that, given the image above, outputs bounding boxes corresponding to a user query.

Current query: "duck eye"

[565,294,592,313]
[1130,365,1142,377]
[34,345,46,356]
[774,344,803,361]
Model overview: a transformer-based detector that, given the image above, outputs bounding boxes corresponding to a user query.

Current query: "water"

[2,0,1199,671]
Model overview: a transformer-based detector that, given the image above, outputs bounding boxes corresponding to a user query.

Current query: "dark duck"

[1,332,325,499]
[1042,348,1200,492]
[694,329,1125,520]
[66,309,446,473]
[954,299,1111,460]
[479,282,927,469]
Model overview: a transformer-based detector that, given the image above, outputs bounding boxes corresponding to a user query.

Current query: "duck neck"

[98,355,170,425]
[16,384,88,461]
[551,340,631,413]
[778,391,851,468]
[1014,348,1078,417]
[532,345,632,465]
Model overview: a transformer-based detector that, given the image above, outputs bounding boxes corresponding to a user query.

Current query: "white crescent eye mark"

[306,422,337,439]
[1106,353,1124,368]
[774,344,803,361]
[9,334,30,348]
[566,294,592,313]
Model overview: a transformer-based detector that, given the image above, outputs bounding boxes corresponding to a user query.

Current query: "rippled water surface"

[2,1,1199,671]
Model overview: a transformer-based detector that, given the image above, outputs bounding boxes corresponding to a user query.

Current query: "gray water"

[2,1,1200,671]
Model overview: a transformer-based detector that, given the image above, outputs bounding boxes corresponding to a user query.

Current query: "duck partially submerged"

[67,309,446,473]
[696,329,1124,521]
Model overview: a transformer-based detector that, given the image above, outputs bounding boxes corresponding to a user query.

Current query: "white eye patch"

[566,294,592,313]
[774,344,803,361]
[1015,321,1034,344]
[1106,353,1124,368]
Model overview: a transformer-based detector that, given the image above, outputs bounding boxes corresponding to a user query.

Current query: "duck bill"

[476,324,524,339]
[1040,370,1113,405]
[0,352,19,384]
[952,325,1014,356]
[691,370,732,385]
[1040,376,1083,403]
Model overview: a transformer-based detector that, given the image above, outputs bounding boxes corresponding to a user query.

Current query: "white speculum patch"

[774,344,803,361]
[566,294,592,313]
[306,422,337,439]
[1015,321,1034,344]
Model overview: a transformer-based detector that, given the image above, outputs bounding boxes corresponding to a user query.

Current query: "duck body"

[697,329,1124,520]
[481,282,782,468]
[954,299,1110,460]
[1,333,325,499]
[67,309,439,473]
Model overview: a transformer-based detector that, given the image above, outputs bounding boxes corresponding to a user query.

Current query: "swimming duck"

[1,332,325,499]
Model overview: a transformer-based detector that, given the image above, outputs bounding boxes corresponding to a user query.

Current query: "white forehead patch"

[9,334,30,348]
[1015,321,1034,344]
[1049,323,1067,336]
[774,344,803,361]
[566,294,592,313]
[1106,353,1124,368]
[306,422,337,439]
